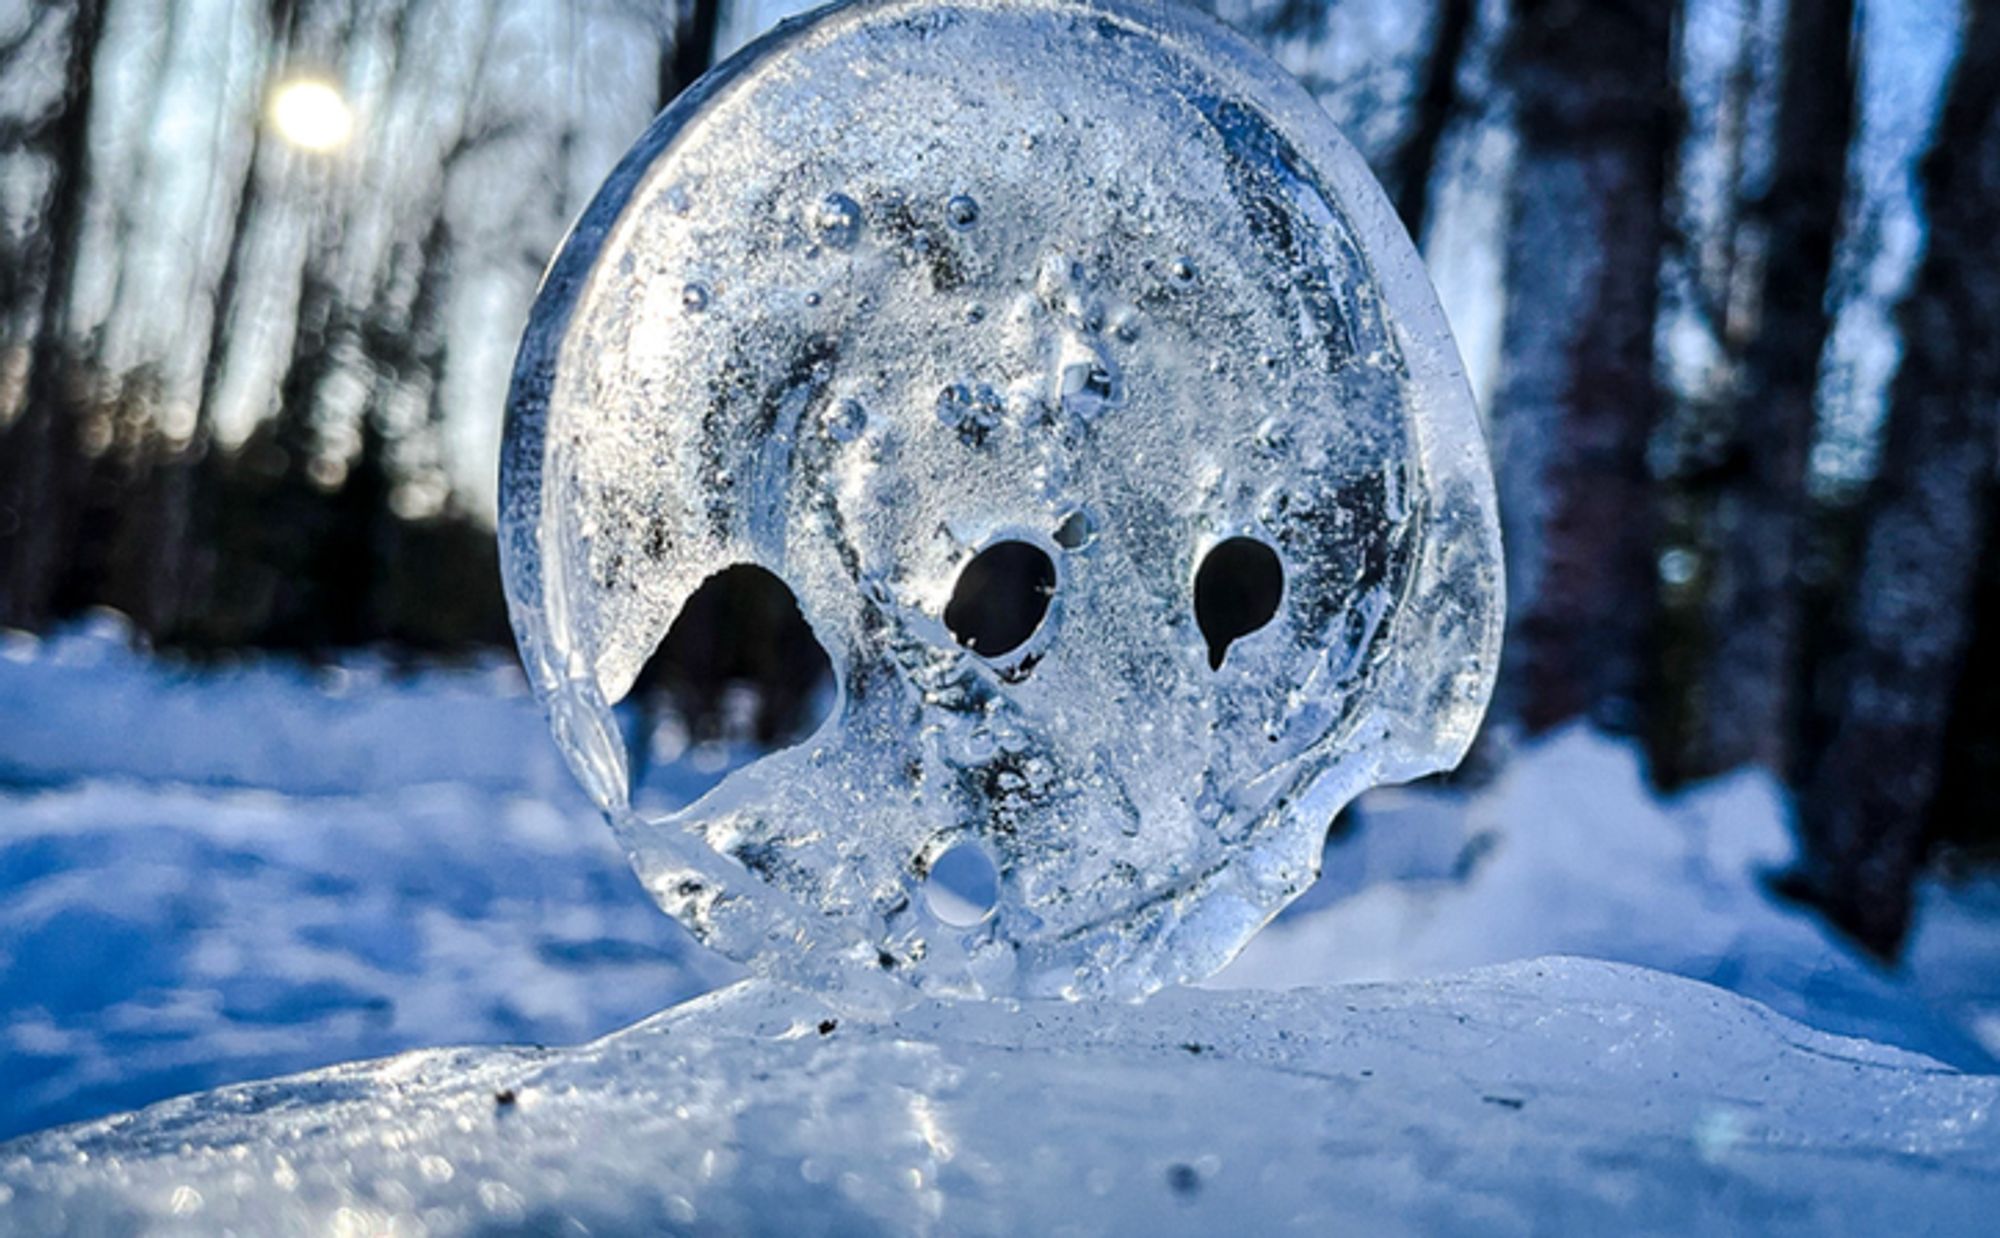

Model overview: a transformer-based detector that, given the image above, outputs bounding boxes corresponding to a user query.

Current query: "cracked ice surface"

[4,959,1996,1235]
[501,0,1500,1002]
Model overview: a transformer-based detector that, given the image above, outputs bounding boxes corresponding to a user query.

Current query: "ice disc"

[500,0,1502,1002]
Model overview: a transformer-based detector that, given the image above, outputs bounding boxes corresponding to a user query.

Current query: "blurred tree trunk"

[0,0,107,628]
[661,0,722,109]
[161,0,302,639]
[1796,1,2000,956]
[1488,0,1675,733]
[253,253,347,648]
[93,0,203,635]
[1931,486,2000,867]
[1690,0,1856,779]
[1390,0,1475,243]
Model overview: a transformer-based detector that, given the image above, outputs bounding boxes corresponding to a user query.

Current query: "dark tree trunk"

[1796,0,2000,957]
[159,0,304,646]
[253,254,349,651]
[99,369,175,632]
[1391,0,1475,243]
[1691,0,1856,779]
[0,0,108,629]
[1488,0,1677,733]
[1931,487,2000,866]
[661,0,723,111]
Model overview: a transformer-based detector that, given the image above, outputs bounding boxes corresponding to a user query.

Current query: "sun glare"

[269,78,354,152]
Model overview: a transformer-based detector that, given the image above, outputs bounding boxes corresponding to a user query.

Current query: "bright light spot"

[269,78,353,151]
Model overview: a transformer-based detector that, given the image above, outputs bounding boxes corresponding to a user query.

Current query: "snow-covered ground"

[2,618,1998,1149]
[1214,728,2000,1070]
[0,618,743,1141]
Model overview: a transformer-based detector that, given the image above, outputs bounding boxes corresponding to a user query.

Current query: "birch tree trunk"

[0,0,108,628]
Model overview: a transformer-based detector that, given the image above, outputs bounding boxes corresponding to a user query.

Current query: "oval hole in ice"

[945,540,1055,657]
[621,564,834,806]
[1195,537,1283,669]
[1053,507,1097,550]
[924,842,1000,927]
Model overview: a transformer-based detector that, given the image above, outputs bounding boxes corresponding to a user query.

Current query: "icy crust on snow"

[500,0,1501,1002]
[5,960,1996,1236]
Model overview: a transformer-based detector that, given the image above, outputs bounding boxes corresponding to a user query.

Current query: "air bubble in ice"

[1058,358,1121,420]
[823,398,868,443]
[946,194,980,230]
[682,283,710,313]
[1255,417,1291,452]
[815,192,863,250]
[936,382,1003,444]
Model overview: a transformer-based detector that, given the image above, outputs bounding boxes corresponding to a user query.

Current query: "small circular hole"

[1194,537,1283,669]
[944,540,1056,657]
[923,843,999,926]
[1053,508,1097,550]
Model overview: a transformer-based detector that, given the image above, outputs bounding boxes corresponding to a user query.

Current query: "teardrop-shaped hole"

[945,540,1056,657]
[1195,537,1283,669]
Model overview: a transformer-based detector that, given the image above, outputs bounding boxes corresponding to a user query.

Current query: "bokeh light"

[269,78,353,151]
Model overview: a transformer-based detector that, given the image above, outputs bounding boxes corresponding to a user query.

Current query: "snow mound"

[1214,726,2000,1070]
[4,959,1996,1234]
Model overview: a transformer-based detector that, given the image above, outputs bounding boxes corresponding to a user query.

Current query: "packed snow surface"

[4,959,1996,1235]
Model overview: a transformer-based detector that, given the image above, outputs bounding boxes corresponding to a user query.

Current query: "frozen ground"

[4,960,1996,1235]
[2,618,1998,1150]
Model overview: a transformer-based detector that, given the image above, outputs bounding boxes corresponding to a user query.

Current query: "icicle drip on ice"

[499,0,1502,1001]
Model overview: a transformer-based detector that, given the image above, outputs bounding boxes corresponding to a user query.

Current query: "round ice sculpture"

[499,0,1502,1003]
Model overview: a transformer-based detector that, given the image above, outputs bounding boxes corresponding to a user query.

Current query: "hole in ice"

[1053,508,1097,550]
[923,842,999,926]
[620,565,834,805]
[945,540,1055,657]
[1195,537,1283,670]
